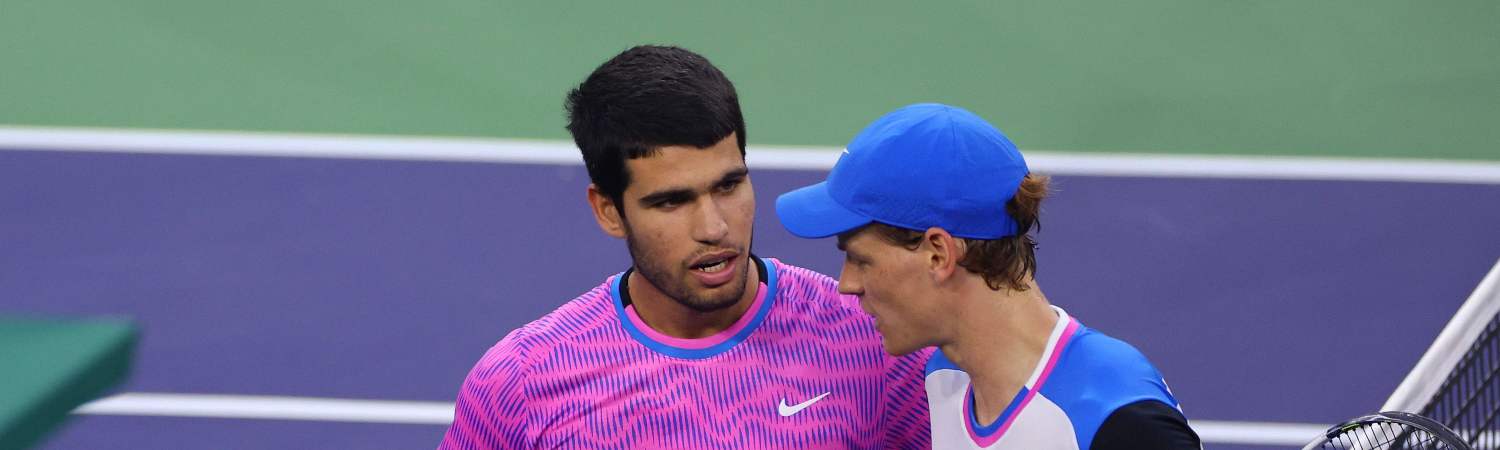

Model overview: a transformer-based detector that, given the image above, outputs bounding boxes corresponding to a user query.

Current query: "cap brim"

[775,181,872,239]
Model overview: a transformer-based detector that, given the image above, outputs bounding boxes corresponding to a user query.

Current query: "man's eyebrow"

[717,168,749,184]
[638,188,694,206]
[637,167,749,207]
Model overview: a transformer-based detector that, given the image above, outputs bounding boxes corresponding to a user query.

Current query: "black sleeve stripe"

[1091,400,1203,450]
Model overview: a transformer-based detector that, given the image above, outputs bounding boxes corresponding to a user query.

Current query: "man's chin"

[679,299,737,313]
[883,346,912,357]
[676,275,748,312]
[881,337,922,357]
[678,289,744,313]
[678,258,750,310]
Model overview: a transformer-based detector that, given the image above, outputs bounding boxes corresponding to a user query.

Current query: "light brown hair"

[870,174,1050,291]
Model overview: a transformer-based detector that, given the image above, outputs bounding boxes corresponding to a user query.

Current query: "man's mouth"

[687,251,741,287]
[690,253,736,273]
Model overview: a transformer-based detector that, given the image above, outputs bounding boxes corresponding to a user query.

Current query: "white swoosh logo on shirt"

[777,392,831,417]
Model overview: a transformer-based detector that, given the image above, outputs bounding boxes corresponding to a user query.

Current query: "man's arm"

[1090,400,1202,450]
[881,348,934,450]
[438,331,536,450]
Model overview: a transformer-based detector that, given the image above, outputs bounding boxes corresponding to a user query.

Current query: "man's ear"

[587,184,627,239]
[924,227,962,282]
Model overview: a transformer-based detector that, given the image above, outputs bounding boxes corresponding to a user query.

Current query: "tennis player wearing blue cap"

[777,103,1202,449]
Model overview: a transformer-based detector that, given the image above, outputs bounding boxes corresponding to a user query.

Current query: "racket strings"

[1322,422,1451,449]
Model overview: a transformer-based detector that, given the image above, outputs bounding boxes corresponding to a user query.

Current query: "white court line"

[76,392,1330,446]
[75,393,454,425]
[3,125,1500,184]
[1192,420,1332,447]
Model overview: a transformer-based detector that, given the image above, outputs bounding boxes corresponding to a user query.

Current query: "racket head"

[1303,411,1470,450]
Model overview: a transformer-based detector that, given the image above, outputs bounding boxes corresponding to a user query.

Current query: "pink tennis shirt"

[440,257,932,449]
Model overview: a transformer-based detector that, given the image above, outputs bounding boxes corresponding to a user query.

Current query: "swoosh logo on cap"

[777,392,831,417]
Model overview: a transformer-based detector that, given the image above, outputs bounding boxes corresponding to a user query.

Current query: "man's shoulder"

[1060,326,1162,383]
[518,277,619,340]
[470,277,620,376]
[766,258,863,314]
[1044,323,1181,428]
[758,258,891,355]
[1060,328,1199,448]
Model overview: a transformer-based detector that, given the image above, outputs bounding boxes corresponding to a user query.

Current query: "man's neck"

[938,280,1056,427]
[625,258,762,339]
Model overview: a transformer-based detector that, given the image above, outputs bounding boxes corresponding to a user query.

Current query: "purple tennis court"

[4,145,1499,449]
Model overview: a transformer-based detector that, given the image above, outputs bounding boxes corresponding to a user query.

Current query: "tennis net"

[1384,258,1500,449]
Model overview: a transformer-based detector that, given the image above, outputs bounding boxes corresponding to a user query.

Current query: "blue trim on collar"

[612,257,779,359]
[969,385,1027,437]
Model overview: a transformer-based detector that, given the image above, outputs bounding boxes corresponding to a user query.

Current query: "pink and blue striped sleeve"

[439,330,537,450]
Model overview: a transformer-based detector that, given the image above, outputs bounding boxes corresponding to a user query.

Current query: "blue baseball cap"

[776,103,1029,239]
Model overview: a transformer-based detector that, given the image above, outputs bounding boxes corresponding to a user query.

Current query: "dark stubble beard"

[624,225,750,313]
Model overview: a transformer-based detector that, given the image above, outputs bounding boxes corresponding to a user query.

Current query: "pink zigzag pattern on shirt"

[440,260,932,450]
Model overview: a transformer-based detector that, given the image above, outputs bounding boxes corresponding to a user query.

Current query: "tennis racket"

[1304,411,1470,450]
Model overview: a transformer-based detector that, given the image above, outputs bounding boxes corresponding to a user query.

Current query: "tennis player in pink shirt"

[438,45,931,450]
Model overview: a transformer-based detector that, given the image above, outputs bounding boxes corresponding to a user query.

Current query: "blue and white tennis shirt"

[925,307,1201,449]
